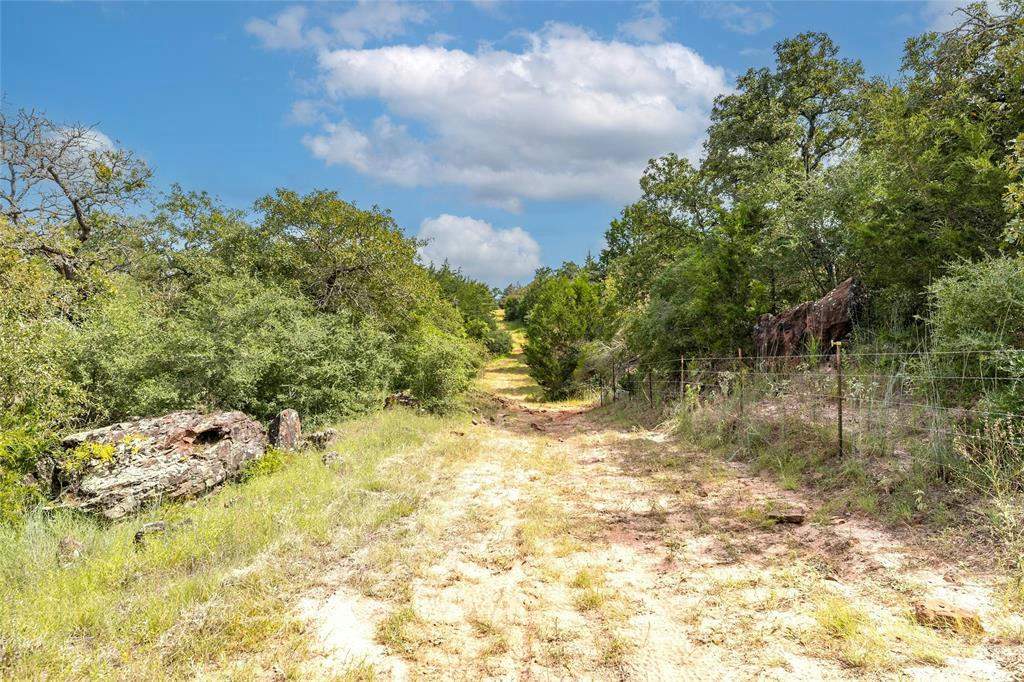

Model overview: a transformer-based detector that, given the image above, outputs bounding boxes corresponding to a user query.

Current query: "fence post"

[611,361,617,403]
[679,355,686,400]
[835,341,844,457]
[648,368,654,407]
[737,348,744,416]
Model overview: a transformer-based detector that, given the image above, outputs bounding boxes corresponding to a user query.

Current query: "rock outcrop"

[753,277,862,358]
[269,409,301,451]
[58,410,267,519]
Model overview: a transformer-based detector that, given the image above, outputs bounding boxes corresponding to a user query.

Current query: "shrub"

[928,256,1024,411]
[484,327,513,355]
[401,326,478,413]
[524,275,599,399]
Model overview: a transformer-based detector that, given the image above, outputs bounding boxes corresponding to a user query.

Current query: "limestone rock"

[58,410,267,520]
[754,277,863,358]
[269,409,301,451]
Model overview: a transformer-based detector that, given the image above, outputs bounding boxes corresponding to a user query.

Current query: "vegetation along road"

[292,325,1023,680]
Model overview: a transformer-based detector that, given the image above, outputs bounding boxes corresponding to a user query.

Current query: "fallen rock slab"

[58,410,267,520]
[766,507,806,525]
[914,599,984,634]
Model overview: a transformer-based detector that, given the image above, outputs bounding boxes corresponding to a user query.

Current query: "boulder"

[58,410,267,520]
[914,599,983,634]
[754,277,863,358]
[269,409,301,451]
[304,428,340,450]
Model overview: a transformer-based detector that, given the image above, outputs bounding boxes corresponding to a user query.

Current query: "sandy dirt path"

[296,338,1024,680]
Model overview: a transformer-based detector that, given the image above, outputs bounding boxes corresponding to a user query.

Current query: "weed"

[375,605,422,656]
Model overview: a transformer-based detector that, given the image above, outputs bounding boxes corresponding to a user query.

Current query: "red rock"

[754,278,862,358]
[269,409,301,451]
[914,599,983,634]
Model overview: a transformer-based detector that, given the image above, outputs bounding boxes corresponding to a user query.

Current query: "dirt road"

[296,342,1023,680]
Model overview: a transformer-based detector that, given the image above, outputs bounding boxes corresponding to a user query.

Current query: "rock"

[754,277,863,358]
[321,450,342,465]
[914,599,983,634]
[269,409,301,451]
[766,507,806,524]
[57,410,267,520]
[304,428,340,450]
[134,521,168,545]
[56,536,84,566]
[385,393,419,409]
[134,518,195,546]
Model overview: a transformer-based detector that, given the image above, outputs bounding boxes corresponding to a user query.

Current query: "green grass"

[0,408,464,680]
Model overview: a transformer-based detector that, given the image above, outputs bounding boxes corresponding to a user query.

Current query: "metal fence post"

[679,355,686,400]
[835,341,844,457]
[738,349,744,416]
[611,361,617,403]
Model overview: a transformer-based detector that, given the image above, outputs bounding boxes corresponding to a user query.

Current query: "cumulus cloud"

[246,2,429,50]
[417,214,541,284]
[300,23,728,209]
[246,6,310,49]
[617,2,671,42]
[702,2,775,34]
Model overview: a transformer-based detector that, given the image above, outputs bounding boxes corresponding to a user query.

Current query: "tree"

[523,275,599,399]
[705,33,866,298]
[0,109,151,284]
[255,189,446,328]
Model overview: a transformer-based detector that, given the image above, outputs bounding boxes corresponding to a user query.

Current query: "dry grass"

[0,409,469,680]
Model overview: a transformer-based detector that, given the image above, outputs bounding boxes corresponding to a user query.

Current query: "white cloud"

[417,214,541,284]
[301,23,728,209]
[74,129,115,153]
[287,99,323,125]
[702,2,775,34]
[246,6,309,49]
[617,1,670,42]
[470,0,503,16]
[428,31,455,46]
[246,2,429,50]
[921,0,1001,31]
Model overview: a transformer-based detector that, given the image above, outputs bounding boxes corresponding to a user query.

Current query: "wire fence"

[585,344,1024,469]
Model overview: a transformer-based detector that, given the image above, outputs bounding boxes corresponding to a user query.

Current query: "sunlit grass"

[0,409,464,680]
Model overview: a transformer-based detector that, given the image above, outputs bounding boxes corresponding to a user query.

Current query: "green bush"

[401,326,478,412]
[928,256,1024,411]
[524,275,599,399]
[484,327,513,355]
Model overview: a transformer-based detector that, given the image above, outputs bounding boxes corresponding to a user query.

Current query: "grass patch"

[809,593,951,670]
[0,409,464,680]
[375,605,423,656]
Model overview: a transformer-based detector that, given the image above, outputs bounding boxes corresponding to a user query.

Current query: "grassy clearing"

[0,408,467,680]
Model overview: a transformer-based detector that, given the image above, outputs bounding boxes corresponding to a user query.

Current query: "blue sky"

[1,1,972,286]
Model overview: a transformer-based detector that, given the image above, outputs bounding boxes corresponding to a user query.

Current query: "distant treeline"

[0,110,504,522]
[504,2,1024,404]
